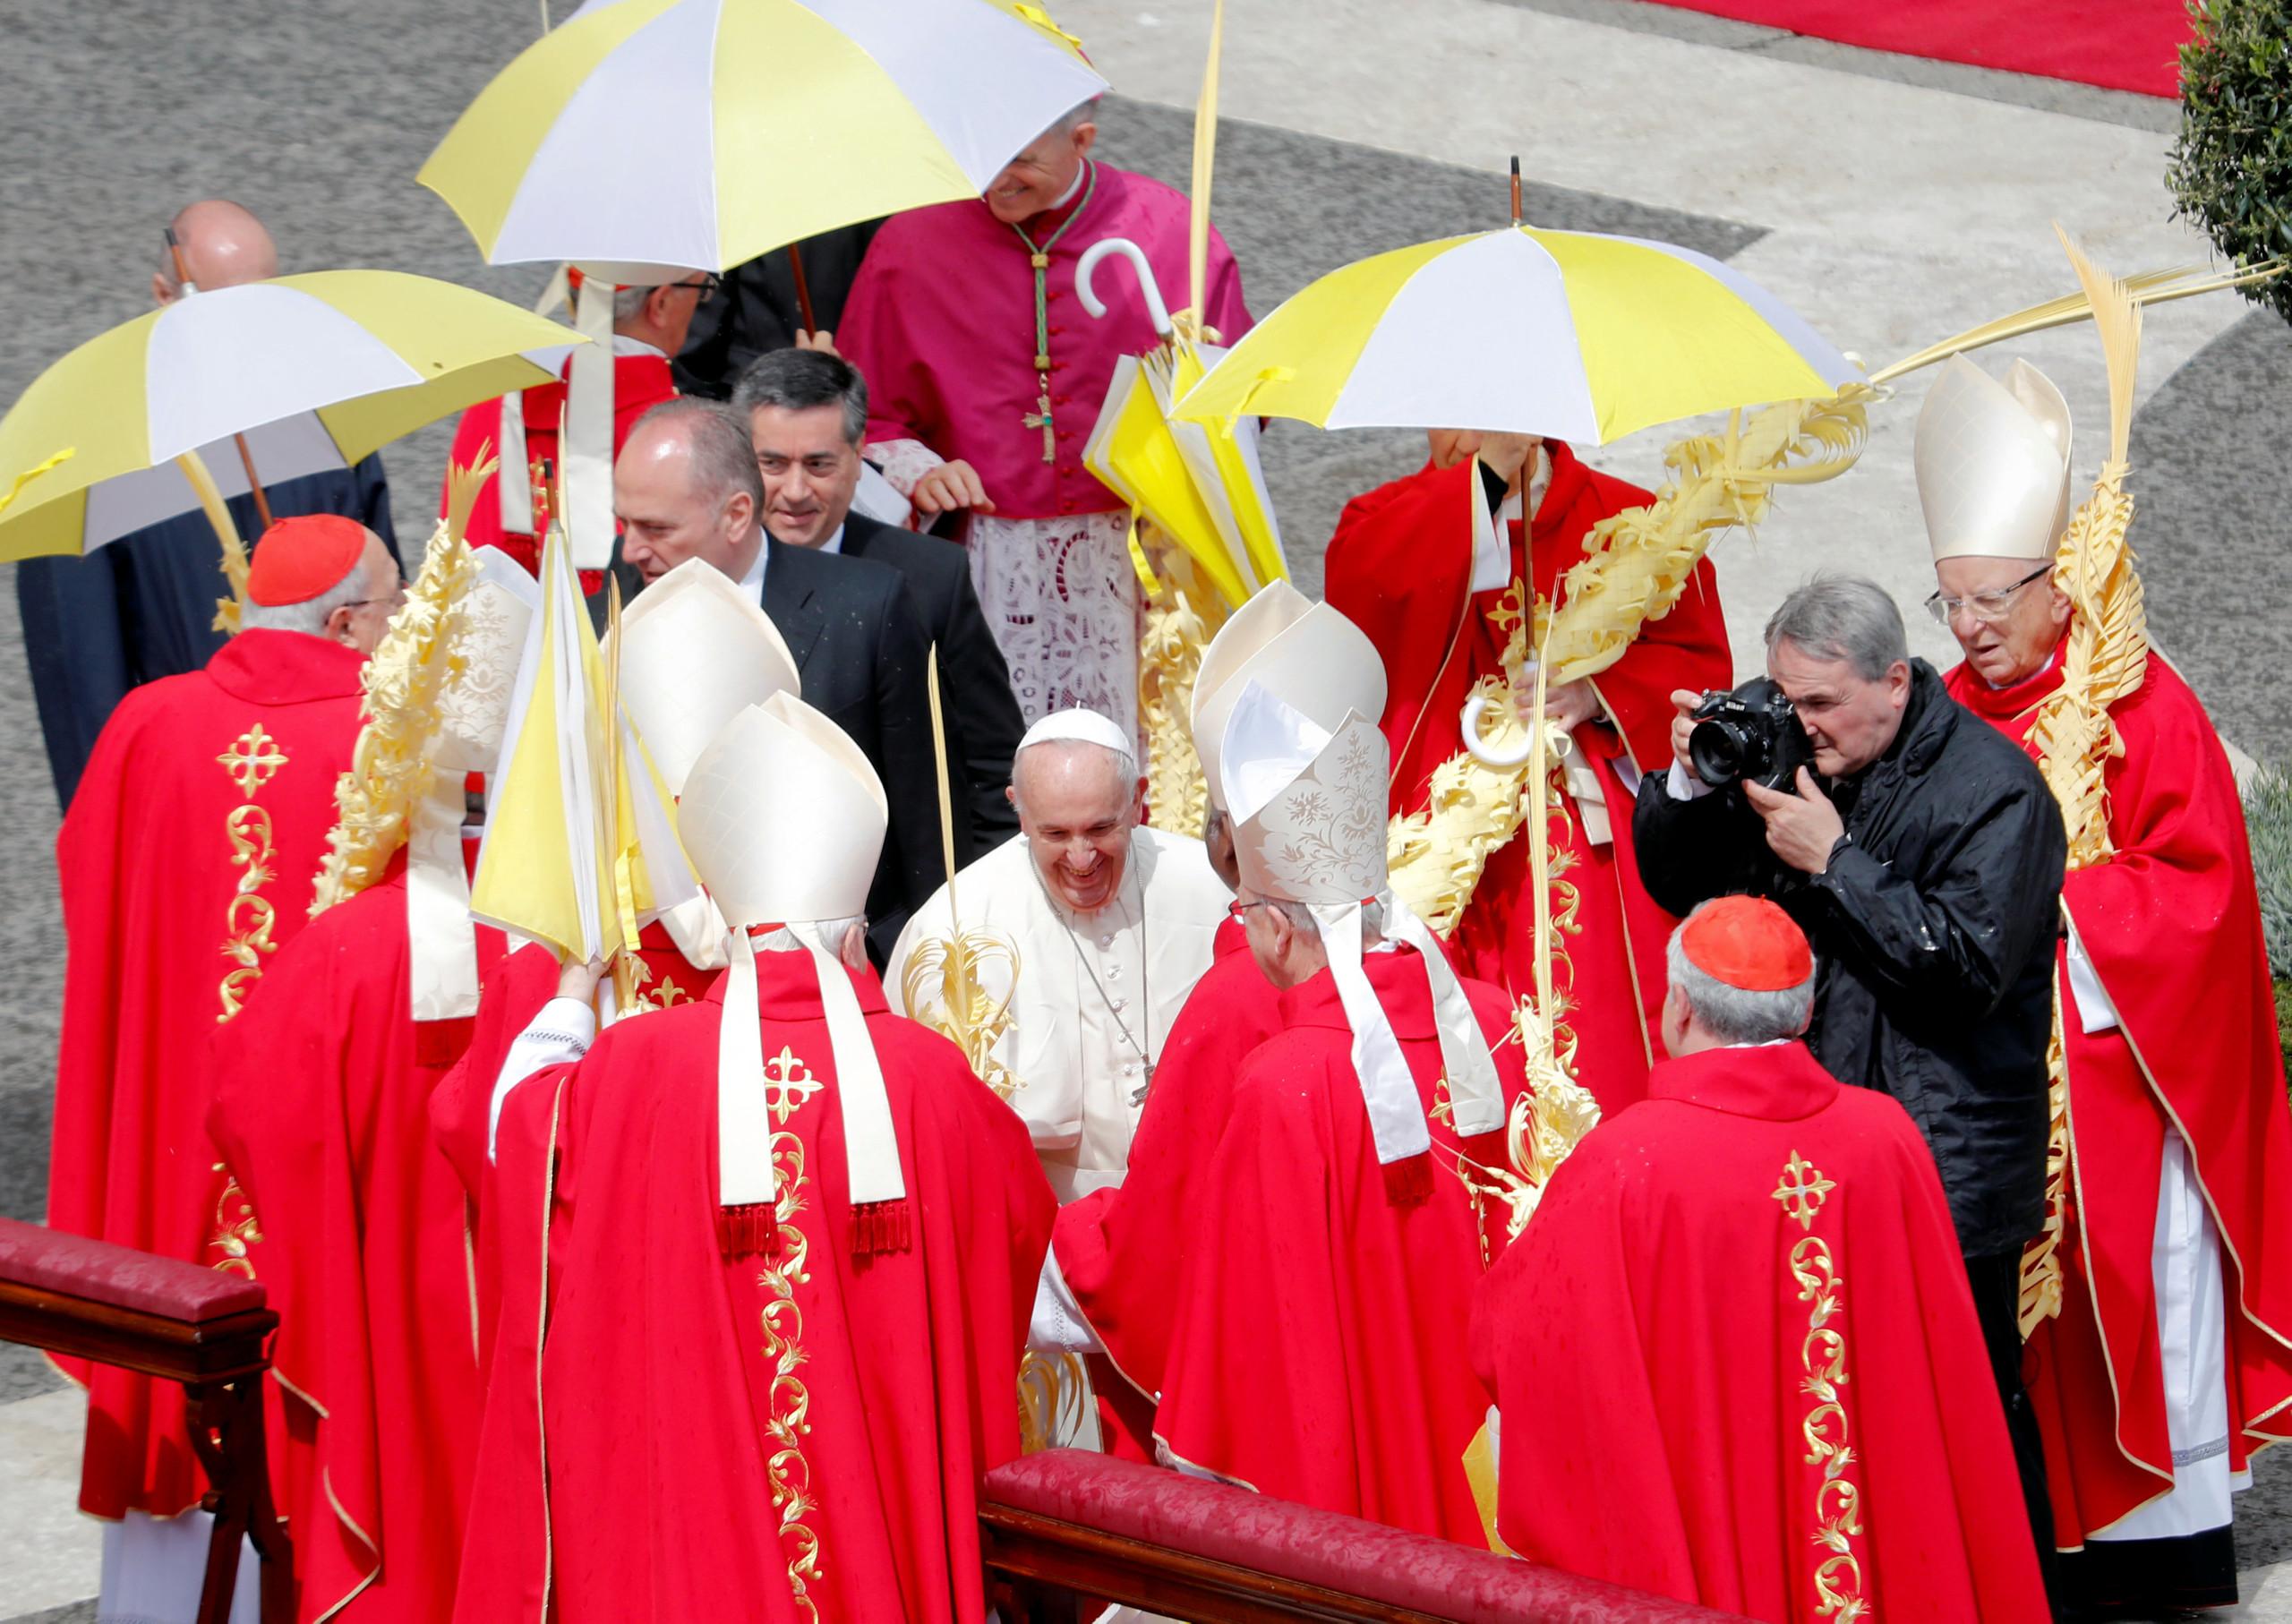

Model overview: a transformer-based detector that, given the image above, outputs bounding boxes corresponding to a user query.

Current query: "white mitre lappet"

[1190,579,1387,813]
[611,558,803,967]
[1915,354,2074,562]
[1223,680,1505,1165]
[677,690,905,1255]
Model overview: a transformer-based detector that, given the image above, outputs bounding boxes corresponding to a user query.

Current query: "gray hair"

[1050,98,1101,135]
[1263,895,1388,944]
[754,918,868,955]
[1009,738,1136,818]
[1664,908,1816,1046]
[237,554,368,637]
[731,348,868,447]
[632,397,765,514]
[1763,574,1908,682]
[612,283,651,324]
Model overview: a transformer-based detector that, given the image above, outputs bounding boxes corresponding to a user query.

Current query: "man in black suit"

[731,347,1023,851]
[611,398,960,962]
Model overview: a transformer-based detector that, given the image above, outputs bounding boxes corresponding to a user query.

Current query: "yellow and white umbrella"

[0,269,578,561]
[1176,226,1860,446]
[419,0,1107,274]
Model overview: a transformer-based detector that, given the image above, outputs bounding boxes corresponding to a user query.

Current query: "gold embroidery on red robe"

[759,1116,822,1619]
[210,722,291,1276]
[1776,1151,1867,1620]
[216,723,288,1021]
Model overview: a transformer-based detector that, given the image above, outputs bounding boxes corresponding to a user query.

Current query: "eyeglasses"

[664,273,721,301]
[1227,898,1276,923]
[343,584,407,612]
[1925,565,2050,627]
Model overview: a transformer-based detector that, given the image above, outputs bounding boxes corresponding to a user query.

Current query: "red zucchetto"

[246,513,366,605]
[1680,895,1813,991]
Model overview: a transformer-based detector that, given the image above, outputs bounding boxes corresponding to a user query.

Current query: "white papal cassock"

[886,827,1228,1202]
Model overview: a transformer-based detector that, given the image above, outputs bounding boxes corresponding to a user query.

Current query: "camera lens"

[1689,718,1750,788]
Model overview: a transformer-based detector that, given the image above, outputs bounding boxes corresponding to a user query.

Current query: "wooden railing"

[0,1217,293,1624]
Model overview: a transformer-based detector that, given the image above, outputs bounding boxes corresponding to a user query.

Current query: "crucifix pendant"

[1130,1060,1155,1107]
[1023,390,1056,464]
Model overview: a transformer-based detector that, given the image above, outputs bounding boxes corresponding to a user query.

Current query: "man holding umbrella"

[1324,426,1730,1116]
[15,200,398,808]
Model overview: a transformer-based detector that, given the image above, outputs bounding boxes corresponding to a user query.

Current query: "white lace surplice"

[967,511,1142,754]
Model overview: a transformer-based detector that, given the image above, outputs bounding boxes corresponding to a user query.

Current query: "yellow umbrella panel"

[0,270,577,562]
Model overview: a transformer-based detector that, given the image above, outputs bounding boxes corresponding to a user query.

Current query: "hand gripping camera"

[1687,677,1816,792]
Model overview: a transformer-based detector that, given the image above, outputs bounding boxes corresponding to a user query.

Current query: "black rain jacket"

[1632,660,2067,1256]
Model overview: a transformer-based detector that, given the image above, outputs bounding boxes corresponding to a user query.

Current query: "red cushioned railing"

[0,1216,292,1624]
[981,1449,1744,1623]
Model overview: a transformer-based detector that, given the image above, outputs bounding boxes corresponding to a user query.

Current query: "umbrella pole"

[166,228,276,528]
[786,241,819,338]
[1510,154,1523,227]
[231,435,274,531]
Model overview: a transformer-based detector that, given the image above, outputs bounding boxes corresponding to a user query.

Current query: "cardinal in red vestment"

[203,535,534,1621]
[840,102,1250,734]
[1042,583,1386,1453]
[439,272,695,577]
[49,516,398,1532]
[1150,682,1525,1543]
[1323,433,1730,1115]
[455,692,1052,1623]
[1472,896,2048,1620]
[1918,352,2292,1611]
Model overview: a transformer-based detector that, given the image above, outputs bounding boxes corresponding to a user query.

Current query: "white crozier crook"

[1076,237,1174,338]
[1459,685,1575,770]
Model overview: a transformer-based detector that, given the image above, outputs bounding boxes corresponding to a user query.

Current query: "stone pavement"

[3,0,2289,1616]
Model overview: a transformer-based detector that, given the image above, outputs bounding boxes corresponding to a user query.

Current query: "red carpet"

[1643,0,2190,98]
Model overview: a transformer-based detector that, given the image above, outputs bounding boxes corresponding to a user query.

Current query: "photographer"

[1632,575,2067,1582]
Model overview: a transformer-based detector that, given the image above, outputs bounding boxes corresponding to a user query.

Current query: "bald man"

[17,198,398,808]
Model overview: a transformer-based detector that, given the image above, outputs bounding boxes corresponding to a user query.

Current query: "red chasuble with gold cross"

[1152,949,1528,1545]
[450,949,1054,1624]
[48,628,366,1519]
[1323,448,1730,1116]
[1471,1044,2048,1620]
[206,860,508,1624]
[1946,650,2292,1544]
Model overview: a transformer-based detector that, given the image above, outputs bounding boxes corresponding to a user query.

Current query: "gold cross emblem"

[762,1047,823,1124]
[1772,1150,1835,1232]
[217,724,288,798]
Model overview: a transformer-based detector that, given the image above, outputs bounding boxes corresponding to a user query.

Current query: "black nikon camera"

[1687,677,1815,792]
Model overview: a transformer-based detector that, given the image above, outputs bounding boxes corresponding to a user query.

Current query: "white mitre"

[611,557,803,793]
[612,558,803,966]
[1223,681,1504,1164]
[409,548,539,1020]
[1191,580,1387,813]
[678,692,903,1235]
[1916,355,2074,562]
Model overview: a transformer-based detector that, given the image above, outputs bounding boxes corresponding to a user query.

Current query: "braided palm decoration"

[1388,388,1873,934]
[308,454,492,916]
[2019,232,2148,1338]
